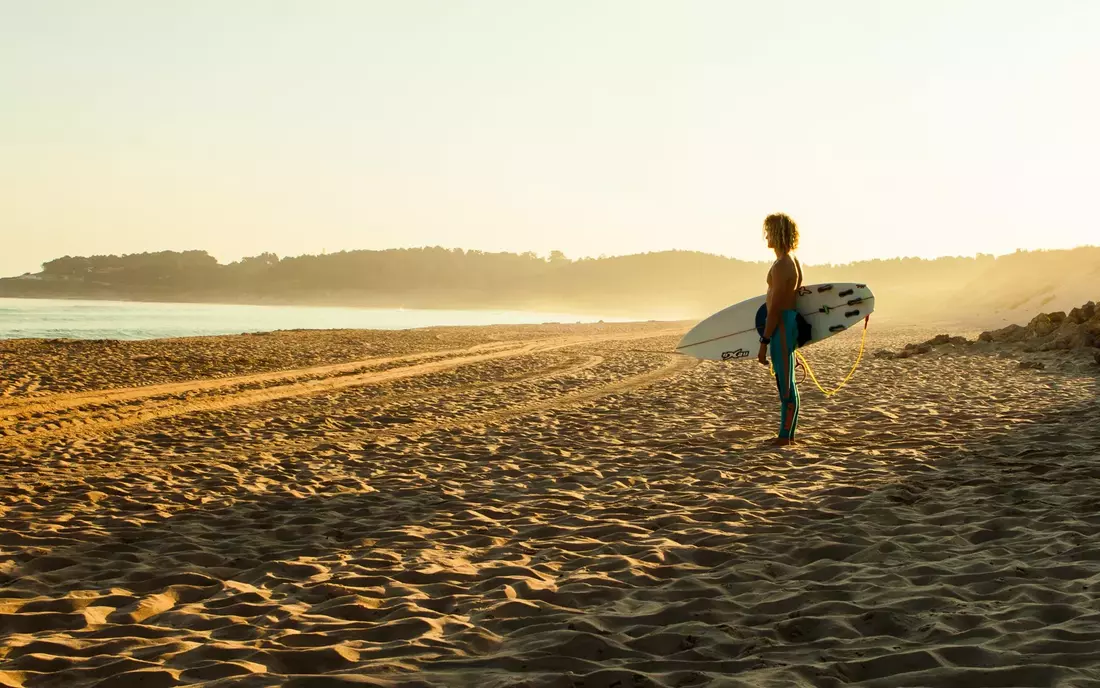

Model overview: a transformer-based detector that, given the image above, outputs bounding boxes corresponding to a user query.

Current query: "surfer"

[757,213,803,445]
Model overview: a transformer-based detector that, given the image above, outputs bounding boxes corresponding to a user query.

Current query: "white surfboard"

[676,282,875,362]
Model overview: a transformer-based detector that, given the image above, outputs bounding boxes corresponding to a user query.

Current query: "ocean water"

[0,298,626,341]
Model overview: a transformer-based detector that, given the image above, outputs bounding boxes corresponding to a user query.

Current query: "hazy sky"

[2,1,1098,277]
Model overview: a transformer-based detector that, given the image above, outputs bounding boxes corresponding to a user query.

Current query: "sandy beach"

[1,321,1099,687]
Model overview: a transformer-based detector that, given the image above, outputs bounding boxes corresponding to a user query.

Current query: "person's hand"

[758,342,768,366]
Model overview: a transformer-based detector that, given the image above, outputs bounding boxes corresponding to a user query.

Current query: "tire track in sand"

[307,353,698,449]
[1,330,684,447]
[105,352,694,477]
[0,341,523,417]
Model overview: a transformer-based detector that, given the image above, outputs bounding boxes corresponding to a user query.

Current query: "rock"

[1038,316,1100,350]
[991,323,1028,342]
[896,335,969,357]
[1068,303,1092,324]
[900,300,1097,358]
[1028,313,1057,337]
[1063,329,1095,349]
[1019,360,1045,370]
[894,344,931,358]
[1086,317,1100,339]
[921,334,970,347]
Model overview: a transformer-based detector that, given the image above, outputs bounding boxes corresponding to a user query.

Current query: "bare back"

[767,254,802,311]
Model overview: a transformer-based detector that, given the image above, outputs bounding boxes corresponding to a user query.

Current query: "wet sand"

[1,322,1099,687]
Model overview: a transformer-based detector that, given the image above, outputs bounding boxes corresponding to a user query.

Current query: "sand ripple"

[1,323,1099,686]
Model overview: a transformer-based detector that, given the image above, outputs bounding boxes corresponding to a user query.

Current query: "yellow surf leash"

[771,316,870,397]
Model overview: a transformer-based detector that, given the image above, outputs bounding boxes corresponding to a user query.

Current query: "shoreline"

[0,291,678,324]
[0,298,660,344]
[2,293,1020,346]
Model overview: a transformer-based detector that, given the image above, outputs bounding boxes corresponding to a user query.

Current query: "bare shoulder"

[775,254,797,280]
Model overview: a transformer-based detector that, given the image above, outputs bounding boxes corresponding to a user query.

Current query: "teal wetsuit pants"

[770,309,800,440]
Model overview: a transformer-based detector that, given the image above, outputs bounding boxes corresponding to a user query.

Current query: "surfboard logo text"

[721,348,750,360]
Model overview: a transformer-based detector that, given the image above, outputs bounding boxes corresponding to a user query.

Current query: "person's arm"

[758,261,792,364]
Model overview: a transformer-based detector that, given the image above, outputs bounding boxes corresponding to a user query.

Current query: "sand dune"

[1,322,1098,687]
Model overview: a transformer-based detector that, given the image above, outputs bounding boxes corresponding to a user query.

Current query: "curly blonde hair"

[763,213,799,254]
